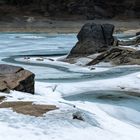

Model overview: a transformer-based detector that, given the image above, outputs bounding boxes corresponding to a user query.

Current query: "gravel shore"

[0,18,139,33]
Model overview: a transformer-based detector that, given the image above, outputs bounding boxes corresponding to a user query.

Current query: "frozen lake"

[1,33,140,82]
[0,33,140,140]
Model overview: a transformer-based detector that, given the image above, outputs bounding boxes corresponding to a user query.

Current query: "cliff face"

[0,0,139,19]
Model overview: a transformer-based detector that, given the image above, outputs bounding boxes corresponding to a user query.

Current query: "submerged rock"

[0,64,35,94]
[67,23,115,58]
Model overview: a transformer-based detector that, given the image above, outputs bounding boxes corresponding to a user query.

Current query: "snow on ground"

[1,55,137,139]
[1,73,140,140]
[0,70,140,140]
[51,71,140,96]
[1,68,140,140]
[16,56,110,73]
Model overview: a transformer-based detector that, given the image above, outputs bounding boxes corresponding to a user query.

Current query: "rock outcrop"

[67,23,115,58]
[0,64,35,94]
[67,22,140,66]
[87,47,140,65]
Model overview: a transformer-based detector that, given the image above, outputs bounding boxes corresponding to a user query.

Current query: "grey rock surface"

[67,23,115,58]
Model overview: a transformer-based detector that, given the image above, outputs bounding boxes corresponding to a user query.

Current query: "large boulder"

[0,64,35,94]
[67,23,115,58]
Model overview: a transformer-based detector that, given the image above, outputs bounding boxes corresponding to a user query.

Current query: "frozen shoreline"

[1,67,140,140]
[0,32,140,140]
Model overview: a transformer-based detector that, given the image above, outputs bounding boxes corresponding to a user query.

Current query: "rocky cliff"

[0,0,139,19]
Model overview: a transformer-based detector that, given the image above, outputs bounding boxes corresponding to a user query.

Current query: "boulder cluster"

[67,23,140,66]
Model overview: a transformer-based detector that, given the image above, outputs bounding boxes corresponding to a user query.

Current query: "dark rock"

[69,40,109,57]
[133,50,140,59]
[77,23,114,44]
[0,96,6,102]
[0,64,35,94]
[67,23,115,58]
[136,32,140,36]
[102,24,115,45]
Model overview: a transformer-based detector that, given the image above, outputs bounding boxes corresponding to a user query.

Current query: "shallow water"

[64,90,140,109]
